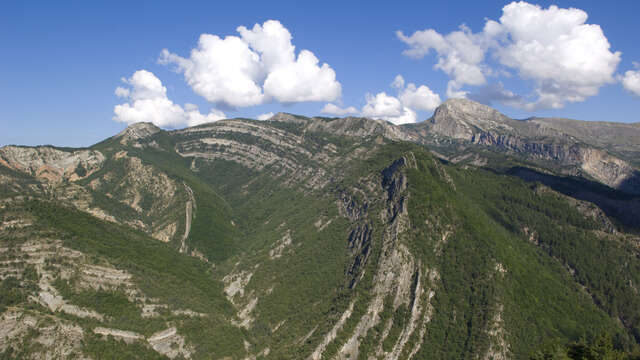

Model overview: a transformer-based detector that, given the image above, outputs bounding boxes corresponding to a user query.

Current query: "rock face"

[528,117,640,162]
[411,98,640,194]
[115,122,161,144]
[0,143,189,244]
[334,155,439,360]
[269,112,413,141]
[147,327,191,359]
[172,117,384,191]
[468,131,639,191]
[0,146,105,183]
[427,98,512,140]
[0,310,85,359]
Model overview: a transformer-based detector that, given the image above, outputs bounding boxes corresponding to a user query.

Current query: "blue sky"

[1,0,639,147]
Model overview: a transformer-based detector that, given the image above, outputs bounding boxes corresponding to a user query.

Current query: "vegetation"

[2,118,640,358]
[531,334,640,360]
[20,200,245,358]
[82,333,168,360]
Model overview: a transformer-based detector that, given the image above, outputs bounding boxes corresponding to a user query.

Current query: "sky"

[1,0,639,147]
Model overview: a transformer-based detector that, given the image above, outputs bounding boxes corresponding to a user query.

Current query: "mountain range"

[1,98,639,359]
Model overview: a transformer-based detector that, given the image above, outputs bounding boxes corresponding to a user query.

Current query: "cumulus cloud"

[322,75,440,124]
[397,26,489,98]
[495,2,620,109]
[159,36,263,108]
[114,86,130,98]
[394,75,442,111]
[256,112,274,120]
[160,20,341,108]
[113,70,225,128]
[467,82,524,108]
[321,103,359,116]
[361,92,417,125]
[391,75,405,89]
[397,1,621,110]
[621,63,640,97]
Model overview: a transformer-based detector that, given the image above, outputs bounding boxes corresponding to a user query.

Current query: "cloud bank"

[398,1,622,110]
[322,75,441,125]
[361,92,417,125]
[113,70,225,127]
[621,63,640,97]
[160,20,341,108]
[256,112,275,120]
[321,103,359,116]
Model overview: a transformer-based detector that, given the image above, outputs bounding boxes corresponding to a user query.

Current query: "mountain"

[406,99,640,195]
[1,99,639,359]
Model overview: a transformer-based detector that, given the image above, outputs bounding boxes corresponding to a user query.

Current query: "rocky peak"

[308,116,413,141]
[116,122,161,143]
[268,112,310,124]
[267,112,412,141]
[435,98,501,117]
[428,98,512,140]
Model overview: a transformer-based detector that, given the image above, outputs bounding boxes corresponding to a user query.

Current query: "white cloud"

[397,1,621,110]
[391,75,405,89]
[256,112,274,120]
[331,75,440,124]
[362,92,417,125]
[114,86,130,98]
[397,26,489,98]
[468,83,524,108]
[394,75,441,111]
[113,70,225,128]
[495,2,620,109]
[159,35,263,107]
[160,20,341,108]
[621,63,640,97]
[263,50,341,103]
[321,103,359,116]
[362,93,402,118]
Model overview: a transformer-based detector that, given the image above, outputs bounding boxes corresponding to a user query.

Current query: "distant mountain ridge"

[405,98,640,194]
[1,99,640,359]
[246,99,640,194]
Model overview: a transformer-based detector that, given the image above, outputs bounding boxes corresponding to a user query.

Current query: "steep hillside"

[405,98,640,195]
[1,110,640,359]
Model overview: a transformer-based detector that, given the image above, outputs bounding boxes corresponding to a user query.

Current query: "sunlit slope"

[1,113,639,358]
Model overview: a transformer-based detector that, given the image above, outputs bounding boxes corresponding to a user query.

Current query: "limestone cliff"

[410,98,640,194]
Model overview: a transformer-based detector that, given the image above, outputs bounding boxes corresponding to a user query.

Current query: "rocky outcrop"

[267,112,309,125]
[93,326,192,358]
[115,122,161,144]
[0,310,85,358]
[179,183,195,253]
[269,112,413,141]
[147,327,192,359]
[269,230,293,259]
[483,304,510,360]
[309,301,355,360]
[223,270,253,301]
[427,98,513,140]
[470,131,639,192]
[173,118,363,190]
[223,268,259,329]
[321,155,438,360]
[93,327,144,343]
[86,153,185,243]
[416,98,640,194]
[579,148,639,193]
[0,146,104,183]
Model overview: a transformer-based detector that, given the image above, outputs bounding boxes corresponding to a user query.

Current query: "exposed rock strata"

[413,98,640,194]
[0,146,105,183]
